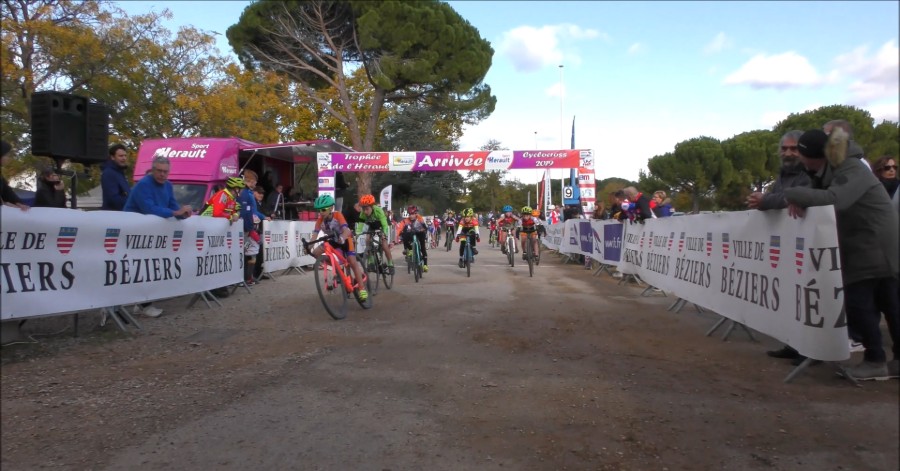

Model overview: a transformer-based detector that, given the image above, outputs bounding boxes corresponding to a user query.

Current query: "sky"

[117,1,899,183]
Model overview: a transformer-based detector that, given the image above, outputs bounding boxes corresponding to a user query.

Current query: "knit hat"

[797,130,828,159]
[1,140,11,157]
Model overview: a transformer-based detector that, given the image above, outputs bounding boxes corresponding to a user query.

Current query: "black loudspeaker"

[31,91,109,164]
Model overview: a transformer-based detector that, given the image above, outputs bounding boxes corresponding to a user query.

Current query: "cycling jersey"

[518,215,542,233]
[444,217,457,228]
[455,216,479,236]
[497,215,518,230]
[200,188,239,221]
[314,211,355,253]
[397,214,428,233]
[357,205,390,234]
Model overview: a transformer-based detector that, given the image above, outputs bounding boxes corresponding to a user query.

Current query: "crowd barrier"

[543,207,849,362]
[0,209,328,321]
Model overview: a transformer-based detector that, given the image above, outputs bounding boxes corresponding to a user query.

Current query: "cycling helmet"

[314,194,335,210]
[502,205,513,213]
[359,194,376,206]
[461,208,474,217]
[407,205,418,214]
[521,206,533,214]
[225,177,245,189]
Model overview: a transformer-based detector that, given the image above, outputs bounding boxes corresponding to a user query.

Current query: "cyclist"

[443,210,457,248]
[487,215,499,245]
[200,176,243,222]
[431,215,442,246]
[396,205,430,272]
[311,194,367,302]
[455,208,480,268]
[496,205,520,255]
[355,194,395,274]
[517,206,543,265]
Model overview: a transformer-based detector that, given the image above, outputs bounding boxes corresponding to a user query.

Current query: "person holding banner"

[785,128,900,381]
[355,194,395,274]
[746,130,809,212]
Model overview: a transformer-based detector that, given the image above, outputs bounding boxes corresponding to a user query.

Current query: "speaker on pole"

[30,91,109,165]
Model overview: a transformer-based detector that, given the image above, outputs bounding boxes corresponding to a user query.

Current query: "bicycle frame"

[304,235,360,294]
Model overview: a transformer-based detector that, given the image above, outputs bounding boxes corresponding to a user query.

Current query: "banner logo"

[226,231,232,249]
[196,231,205,251]
[722,232,730,259]
[795,237,804,274]
[769,235,780,268]
[668,231,675,251]
[56,227,78,255]
[104,228,120,254]
[264,230,271,245]
[678,232,685,252]
[172,230,183,252]
[706,232,713,256]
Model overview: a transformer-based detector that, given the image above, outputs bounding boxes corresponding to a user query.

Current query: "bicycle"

[458,229,477,277]
[358,230,393,293]
[302,234,373,320]
[444,226,454,251]
[502,227,516,267]
[488,228,498,248]
[404,232,425,283]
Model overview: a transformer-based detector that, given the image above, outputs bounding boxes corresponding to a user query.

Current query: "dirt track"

[2,232,898,470]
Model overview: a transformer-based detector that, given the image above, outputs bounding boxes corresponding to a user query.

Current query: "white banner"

[542,222,564,251]
[379,185,392,211]
[1,207,243,320]
[618,208,847,361]
[262,220,317,270]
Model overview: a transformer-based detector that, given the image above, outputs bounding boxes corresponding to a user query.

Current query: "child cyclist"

[395,205,430,272]
[455,208,480,268]
[517,206,543,264]
[496,205,520,254]
[310,194,368,302]
[443,210,457,249]
[354,194,395,274]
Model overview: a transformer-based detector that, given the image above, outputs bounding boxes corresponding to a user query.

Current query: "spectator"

[872,156,899,213]
[0,140,29,211]
[562,204,582,221]
[622,186,655,222]
[611,190,629,222]
[651,191,673,217]
[784,129,899,381]
[237,170,269,286]
[265,184,285,219]
[334,171,349,212]
[253,185,267,282]
[548,205,560,224]
[101,144,131,211]
[823,119,869,171]
[123,156,192,317]
[591,202,608,220]
[747,130,819,361]
[33,168,67,208]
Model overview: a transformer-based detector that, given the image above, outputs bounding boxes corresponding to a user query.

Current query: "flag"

[379,185,393,211]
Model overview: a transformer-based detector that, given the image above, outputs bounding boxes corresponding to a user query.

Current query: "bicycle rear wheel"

[378,247,394,289]
[313,255,349,320]
[445,231,453,251]
[367,246,381,295]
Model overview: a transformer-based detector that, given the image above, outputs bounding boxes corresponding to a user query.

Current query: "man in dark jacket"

[622,186,654,222]
[101,144,131,211]
[747,130,810,211]
[0,140,29,211]
[785,128,899,381]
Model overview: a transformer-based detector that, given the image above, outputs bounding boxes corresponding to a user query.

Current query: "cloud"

[703,32,732,54]
[545,82,565,99]
[498,24,604,73]
[832,40,900,103]
[627,42,643,55]
[723,52,821,89]
[868,102,899,123]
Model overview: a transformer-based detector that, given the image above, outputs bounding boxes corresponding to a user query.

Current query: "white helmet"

[402,210,409,218]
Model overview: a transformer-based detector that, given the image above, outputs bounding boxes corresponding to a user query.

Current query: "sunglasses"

[881,165,898,171]
[780,146,798,151]
[319,208,331,213]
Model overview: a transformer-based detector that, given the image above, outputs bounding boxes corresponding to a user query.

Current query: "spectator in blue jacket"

[236,170,269,285]
[101,144,132,211]
[123,155,192,219]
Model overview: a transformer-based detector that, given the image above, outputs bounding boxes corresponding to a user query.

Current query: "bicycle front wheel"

[313,255,349,320]
[354,265,373,309]
[465,244,472,278]
[525,238,534,277]
[507,237,515,267]
[379,247,394,289]
[413,240,421,283]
